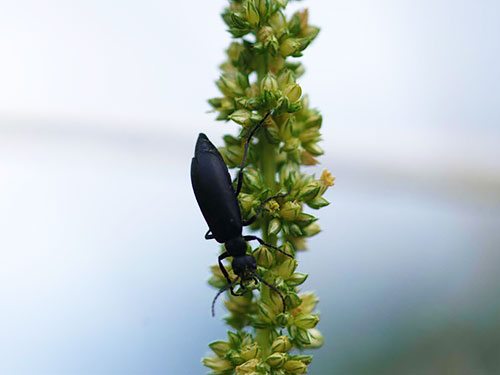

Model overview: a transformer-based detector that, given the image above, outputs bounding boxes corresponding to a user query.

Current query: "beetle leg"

[205,229,215,240]
[241,216,257,227]
[243,235,294,258]
[256,274,286,314]
[218,252,234,285]
[234,111,272,197]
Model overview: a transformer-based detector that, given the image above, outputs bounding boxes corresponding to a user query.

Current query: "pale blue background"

[1,1,499,374]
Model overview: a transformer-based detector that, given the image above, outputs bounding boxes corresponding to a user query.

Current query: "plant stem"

[256,133,276,358]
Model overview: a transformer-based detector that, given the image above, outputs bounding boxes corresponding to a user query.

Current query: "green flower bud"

[298,181,321,200]
[271,336,292,353]
[306,328,324,349]
[257,25,274,43]
[303,142,324,156]
[284,83,302,102]
[279,200,301,221]
[276,312,290,327]
[287,272,308,286]
[209,264,234,288]
[285,292,302,309]
[283,360,307,374]
[265,117,281,143]
[222,9,253,38]
[287,101,302,113]
[307,196,329,209]
[268,287,285,313]
[290,236,307,251]
[227,350,245,366]
[288,61,305,78]
[258,302,276,323]
[225,296,251,315]
[288,12,302,35]
[300,150,318,166]
[268,218,282,236]
[223,134,240,146]
[280,116,294,140]
[297,9,309,31]
[299,127,320,143]
[303,223,321,237]
[256,0,271,17]
[294,314,319,329]
[289,150,301,164]
[240,343,261,361]
[253,246,274,268]
[222,144,245,167]
[260,73,279,93]
[243,167,262,191]
[275,258,297,279]
[281,36,312,57]
[295,213,316,225]
[292,354,313,365]
[238,193,257,213]
[289,223,303,237]
[280,38,301,57]
[269,11,286,35]
[297,292,318,314]
[209,340,231,357]
[288,326,311,346]
[277,69,295,88]
[304,113,322,128]
[235,358,260,374]
[282,242,295,257]
[228,331,242,347]
[208,97,222,110]
[245,0,260,27]
[295,328,312,346]
[229,109,252,126]
[279,163,298,187]
[221,98,235,112]
[283,137,300,152]
[266,352,287,368]
[303,25,320,40]
[217,75,244,97]
[240,332,254,347]
[203,357,234,372]
[227,42,245,62]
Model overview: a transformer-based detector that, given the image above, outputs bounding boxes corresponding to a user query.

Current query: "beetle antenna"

[235,111,273,197]
[239,111,272,171]
[263,242,294,259]
[243,235,294,259]
[256,274,286,314]
[211,279,238,317]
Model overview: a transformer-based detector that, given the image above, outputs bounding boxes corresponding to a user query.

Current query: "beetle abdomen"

[191,133,242,243]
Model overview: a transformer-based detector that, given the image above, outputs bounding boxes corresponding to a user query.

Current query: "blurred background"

[1,0,499,374]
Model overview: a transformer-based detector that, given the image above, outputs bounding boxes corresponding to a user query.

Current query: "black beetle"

[190,114,292,315]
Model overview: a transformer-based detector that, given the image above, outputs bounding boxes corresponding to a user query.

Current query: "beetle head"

[231,255,257,280]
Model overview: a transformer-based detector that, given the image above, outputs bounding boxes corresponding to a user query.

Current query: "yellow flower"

[320,169,335,187]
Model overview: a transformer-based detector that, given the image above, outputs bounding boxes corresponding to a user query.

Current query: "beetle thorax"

[225,236,247,256]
